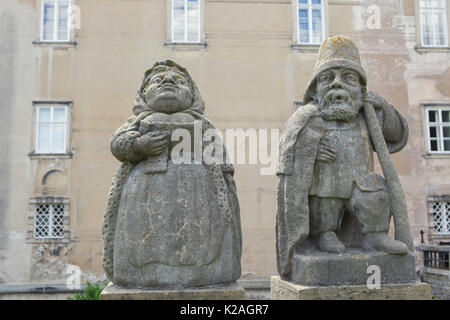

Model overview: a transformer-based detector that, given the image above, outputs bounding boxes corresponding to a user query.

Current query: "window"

[431,200,450,234]
[35,106,68,154]
[426,107,450,153]
[297,0,324,44]
[171,0,200,43]
[34,202,65,239]
[419,0,448,47]
[41,0,71,42]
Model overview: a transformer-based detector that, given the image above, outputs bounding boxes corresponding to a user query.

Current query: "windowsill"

[164,41,207,51]
[32,40,77,48]
[26,238,70,244]
[428,234,450,240]
[414,45,450,53]
[28,152,73,159]
[291,43,321,52]
[423,153,450,159]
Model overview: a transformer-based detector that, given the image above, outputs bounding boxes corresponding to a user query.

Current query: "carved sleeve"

[110,116,146,163]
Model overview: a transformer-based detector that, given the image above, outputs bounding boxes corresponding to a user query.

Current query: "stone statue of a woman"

[102,60,242,289]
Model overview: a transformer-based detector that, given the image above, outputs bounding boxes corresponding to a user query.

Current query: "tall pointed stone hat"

[303,35,367,104]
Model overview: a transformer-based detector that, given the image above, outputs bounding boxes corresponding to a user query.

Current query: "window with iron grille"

[431,200,450,234]
[426,107,450,153]
[419,0,448,47]
[41,0,71,42]
[34,202,65,239]
[297,0,325,45]
[171,0,200,43]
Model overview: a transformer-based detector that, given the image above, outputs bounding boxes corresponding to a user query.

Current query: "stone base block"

[100,282,245,300]
[289,250,416,286]
[271,276,432,300]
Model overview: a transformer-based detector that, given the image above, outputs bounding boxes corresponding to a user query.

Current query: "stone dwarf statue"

[276,36,414,277]
[102,60,242,289]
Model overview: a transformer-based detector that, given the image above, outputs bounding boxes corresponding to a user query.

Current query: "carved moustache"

[322,89,352,106]
[156,82,180,92]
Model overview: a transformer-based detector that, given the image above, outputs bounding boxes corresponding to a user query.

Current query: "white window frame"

[170,0,201,43]
[425,106,450,154]
[418,0,448,47]
[35,104,69,154]
[40,0,71,42]
[296,0,325,45]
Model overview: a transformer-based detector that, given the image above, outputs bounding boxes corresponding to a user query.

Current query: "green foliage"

[67,281,107,300]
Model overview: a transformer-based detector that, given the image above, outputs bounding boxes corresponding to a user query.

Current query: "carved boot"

[362,232,408,255]
[318,231,345,254]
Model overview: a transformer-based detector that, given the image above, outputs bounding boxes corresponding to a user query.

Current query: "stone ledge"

[271,276,432,300]
[100,282,245,300]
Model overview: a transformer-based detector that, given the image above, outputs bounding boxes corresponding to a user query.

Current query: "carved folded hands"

[135,131,170,156]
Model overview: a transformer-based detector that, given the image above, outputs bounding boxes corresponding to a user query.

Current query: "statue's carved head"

[303,36,368,122]
[314,67,366,122]
[133,60,205,115]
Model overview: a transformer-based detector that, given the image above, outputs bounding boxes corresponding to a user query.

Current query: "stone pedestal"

[288,250,416,286]
[271,276,432,300]
[100,282,246,300]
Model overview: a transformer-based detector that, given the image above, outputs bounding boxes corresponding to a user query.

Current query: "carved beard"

[319,89,362,122]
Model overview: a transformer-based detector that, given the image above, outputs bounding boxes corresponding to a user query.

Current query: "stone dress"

[109,112,241,289]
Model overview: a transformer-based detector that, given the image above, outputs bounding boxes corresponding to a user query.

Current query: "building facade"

[0,0,449,287]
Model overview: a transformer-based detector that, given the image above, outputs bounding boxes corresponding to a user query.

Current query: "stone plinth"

[271,276,432,300]
[288,250,416,286]
[100,282,245,300]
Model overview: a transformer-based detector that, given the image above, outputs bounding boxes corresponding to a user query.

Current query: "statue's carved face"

[143,69,193,114]
[314,68,364,122]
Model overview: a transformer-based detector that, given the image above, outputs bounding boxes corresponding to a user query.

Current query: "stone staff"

[363,101,414,251]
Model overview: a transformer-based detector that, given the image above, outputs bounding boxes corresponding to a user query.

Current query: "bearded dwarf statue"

[102,60,242,289]
[276,36,415,283]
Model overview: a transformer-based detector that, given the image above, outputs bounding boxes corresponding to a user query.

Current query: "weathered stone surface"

[271,276,432,300]
[100,282,245,300]
[102,60,242,289]
[288,250,416,286]
[276,36,414,284]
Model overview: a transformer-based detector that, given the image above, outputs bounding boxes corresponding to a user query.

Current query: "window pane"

[187,0,199,42]
[42,3,55,41]
[37,123,51,153]
[434,9,447,46]
[311,0,321,4]
[442,111,450,123]
[444,140,450,151]
[428,110,437,122]
[443,127,450,138]
[429,126,437,138]
[298,0,308,4]
[173,0,185,42]
[57,3,69,41]
[39,107,51,122]
[53,107,66,122]
[52,124,66,153]
[312,9,322,43]
[430,139,438,151]
[421,10,433,46]
[299,9,309,43]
